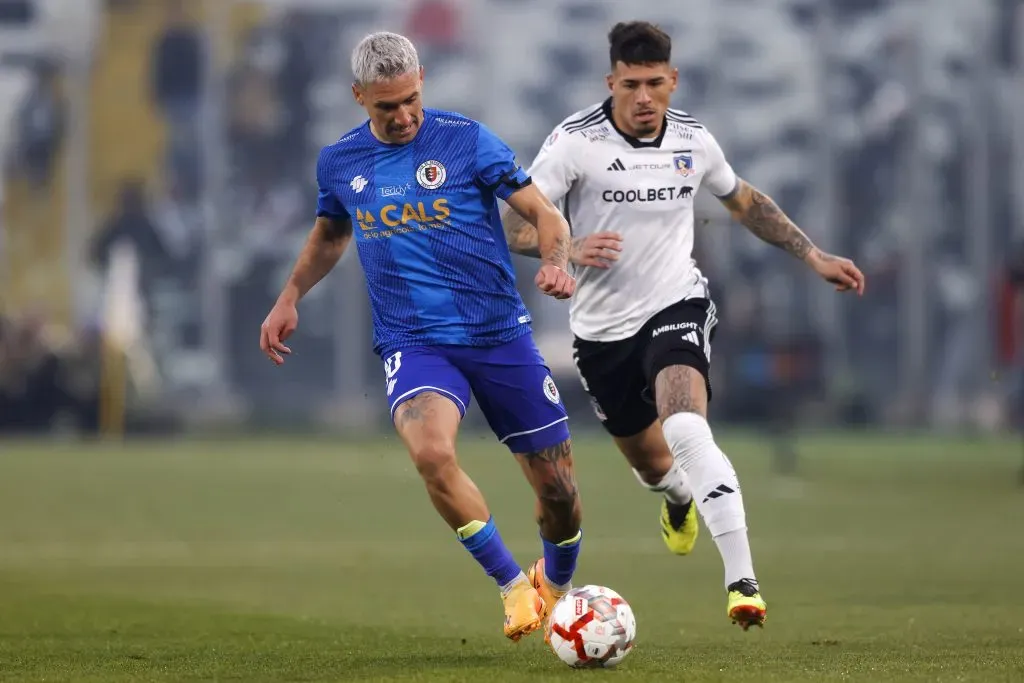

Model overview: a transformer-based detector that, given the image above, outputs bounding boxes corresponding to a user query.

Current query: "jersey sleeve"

[474,123,532,201]
[702,130,739,199]
[315,147,350,220]
[525,126,577,204]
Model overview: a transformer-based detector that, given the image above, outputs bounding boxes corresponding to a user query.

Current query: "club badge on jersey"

[416,160,447,189]
[673,152,694,177]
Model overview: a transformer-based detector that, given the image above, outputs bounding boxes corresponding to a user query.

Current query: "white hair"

[351,31,420,86]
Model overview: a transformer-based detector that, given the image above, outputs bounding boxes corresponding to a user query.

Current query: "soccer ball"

[548,585,636,668]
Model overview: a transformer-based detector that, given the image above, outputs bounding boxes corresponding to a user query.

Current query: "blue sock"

[457,517,523,588]
[542,529,582,589]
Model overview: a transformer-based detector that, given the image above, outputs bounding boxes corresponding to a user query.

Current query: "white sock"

[631,464,693,505]
[500,571,528,597]
[662,412,756,588]
[713,530,757,588]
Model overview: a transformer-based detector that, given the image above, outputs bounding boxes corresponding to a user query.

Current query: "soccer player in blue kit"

[260,32,581,642]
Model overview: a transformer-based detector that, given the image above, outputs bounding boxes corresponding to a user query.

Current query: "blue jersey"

[316,108,534,357]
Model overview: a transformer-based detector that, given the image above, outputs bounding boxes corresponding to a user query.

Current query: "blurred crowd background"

[1,0,1023,441]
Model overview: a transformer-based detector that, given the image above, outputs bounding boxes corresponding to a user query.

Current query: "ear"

[351,82,363,106]
[418,64,425,83]
[605,72,614,92]
[670,67,679,92]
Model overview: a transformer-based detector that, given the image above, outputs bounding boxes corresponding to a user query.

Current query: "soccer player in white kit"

[501,21,865,630]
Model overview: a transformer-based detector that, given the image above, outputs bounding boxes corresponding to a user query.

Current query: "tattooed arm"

[515,439,581,542]
[719,178,817,260]
[504,184,571,269]
[719,178,866,294]
[503,184,576,298]
[502,203,543,258]
[502,205,624,269]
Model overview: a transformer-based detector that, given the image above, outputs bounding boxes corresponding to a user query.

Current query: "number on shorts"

[384,352,403,379]
[383,352,403,397]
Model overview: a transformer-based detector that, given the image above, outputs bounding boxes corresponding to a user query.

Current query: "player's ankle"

[500,573,529,597]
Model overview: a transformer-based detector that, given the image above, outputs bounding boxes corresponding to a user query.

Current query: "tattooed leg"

[654,365,709,421]
[517,438,582,590]
[515,439,582,542]
[393,392,489,528]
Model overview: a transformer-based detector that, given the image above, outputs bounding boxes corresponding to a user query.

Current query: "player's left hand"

[535,264,575,300]
[805,248,866,295]
[260,299,298,365]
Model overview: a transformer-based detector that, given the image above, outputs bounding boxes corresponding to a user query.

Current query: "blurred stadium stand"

[1,0,1022,441]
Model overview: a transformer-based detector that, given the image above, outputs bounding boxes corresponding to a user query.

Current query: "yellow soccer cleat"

[502,579,544,642]
[661,498,699,555]
[527,558,569,642]
[727,579,767,631]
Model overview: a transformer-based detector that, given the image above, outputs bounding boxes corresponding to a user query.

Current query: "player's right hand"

[570,232,623,268]
[260,300,298,365]
[535,264,576,300]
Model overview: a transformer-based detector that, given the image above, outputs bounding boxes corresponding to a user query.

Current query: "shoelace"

[728,578,760,597]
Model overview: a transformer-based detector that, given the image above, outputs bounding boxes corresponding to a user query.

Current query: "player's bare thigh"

[653,365,708,421]
[393,390,492,527]
[393,391,462,469]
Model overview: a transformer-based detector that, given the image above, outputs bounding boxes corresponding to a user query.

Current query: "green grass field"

[0,431,1022,682]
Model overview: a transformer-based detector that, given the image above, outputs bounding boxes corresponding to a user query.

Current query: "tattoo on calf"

[520,440,578,503]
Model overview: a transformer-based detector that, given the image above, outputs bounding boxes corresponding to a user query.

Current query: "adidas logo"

[681,331,699,347]
[607,158,627,171]
[702,484,735,504]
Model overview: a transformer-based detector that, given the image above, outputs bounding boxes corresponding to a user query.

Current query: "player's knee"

[615,423,674,486]
[409,442,459,485]
[631,464,669,489]
[627,447,674,487]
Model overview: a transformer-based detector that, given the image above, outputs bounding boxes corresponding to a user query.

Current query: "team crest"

[673,152,694,177]
[543,375,561,404]
[416,160,447,189]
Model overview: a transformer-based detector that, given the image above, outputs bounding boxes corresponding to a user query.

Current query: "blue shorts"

[381,334,570,453]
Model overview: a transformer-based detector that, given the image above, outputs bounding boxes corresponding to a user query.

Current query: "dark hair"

[608,21,671,67]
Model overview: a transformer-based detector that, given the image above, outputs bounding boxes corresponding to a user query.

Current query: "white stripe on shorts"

[498,416,569,445]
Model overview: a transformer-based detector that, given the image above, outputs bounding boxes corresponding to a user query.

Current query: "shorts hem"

[499,416,570,452]
[389,386,467,420]
[601,416,660,439]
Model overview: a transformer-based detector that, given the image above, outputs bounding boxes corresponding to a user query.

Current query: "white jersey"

[526,99,738,342]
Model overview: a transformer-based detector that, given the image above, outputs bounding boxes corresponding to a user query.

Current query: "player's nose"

[394,107,414,127]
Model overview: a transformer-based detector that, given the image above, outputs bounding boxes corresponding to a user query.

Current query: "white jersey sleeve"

[701,129,739,198]
[526,126,580,205]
